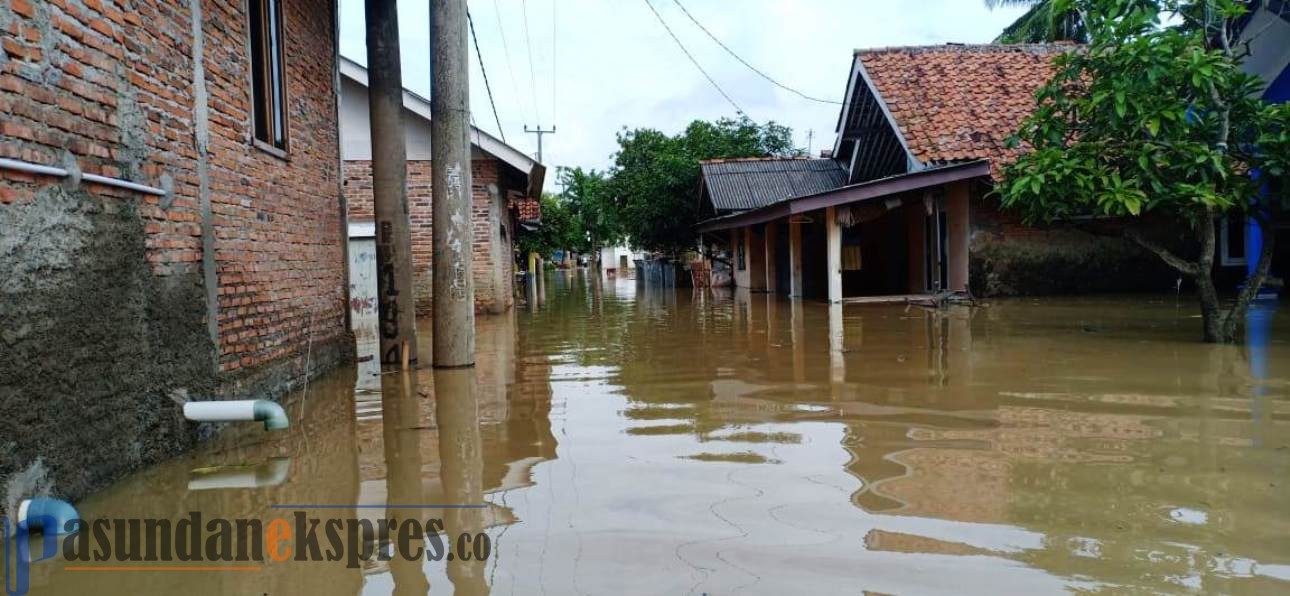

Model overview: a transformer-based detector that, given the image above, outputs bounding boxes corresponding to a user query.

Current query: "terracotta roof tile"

[856,43,1075,178]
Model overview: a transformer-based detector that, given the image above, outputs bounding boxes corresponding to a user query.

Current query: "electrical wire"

[670,0,841,105]
[491,0,534,125]
[551,0,558,127]
[468,9,507,142]
[641,0,746,117]
[521,0,543,124]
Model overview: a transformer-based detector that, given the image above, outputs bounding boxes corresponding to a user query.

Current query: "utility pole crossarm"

[524,124,556,164]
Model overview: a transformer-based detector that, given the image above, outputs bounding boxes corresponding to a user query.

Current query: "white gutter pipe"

[187,458,291,491]
[0,157,166,196]
[183,400,290,431]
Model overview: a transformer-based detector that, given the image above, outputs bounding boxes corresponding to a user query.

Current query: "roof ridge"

[853,41,1077,56]
[699,156,815,165]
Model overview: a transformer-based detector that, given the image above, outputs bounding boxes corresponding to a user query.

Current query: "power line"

[551,0,558,127]
[491,0,533,125]
[467,9,507,142]
[670,0,842,105]
[521,0,542,124]
[641,0,746,117]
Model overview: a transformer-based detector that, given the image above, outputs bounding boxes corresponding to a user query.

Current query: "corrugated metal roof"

[701,158,847,212]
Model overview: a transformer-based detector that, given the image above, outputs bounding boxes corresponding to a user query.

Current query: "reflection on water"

[24,270,1290,594]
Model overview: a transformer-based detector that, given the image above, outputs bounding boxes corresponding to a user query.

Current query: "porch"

[698,161,988,303]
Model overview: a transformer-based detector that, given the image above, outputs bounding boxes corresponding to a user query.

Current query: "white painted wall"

[339,77,487,162]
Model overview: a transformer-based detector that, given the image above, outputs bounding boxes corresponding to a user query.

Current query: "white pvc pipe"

[0,157,69,178]
[184,400,258,422]
[0,157,165,196]
[81,172,166,196]
[183,399,290,430]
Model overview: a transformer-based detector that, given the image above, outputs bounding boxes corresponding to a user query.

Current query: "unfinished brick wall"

[343,157,516,315]
[0,0,348,504]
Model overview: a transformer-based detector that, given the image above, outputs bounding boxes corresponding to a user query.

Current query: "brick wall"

[968,185,1178,296]
[0,0,349,504]
[343,157,516,315]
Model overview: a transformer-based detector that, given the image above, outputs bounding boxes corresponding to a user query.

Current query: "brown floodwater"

[20,271,1290,594]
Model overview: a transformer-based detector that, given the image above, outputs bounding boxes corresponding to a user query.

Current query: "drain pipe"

[16,497,81,535]
[183,400,290,431]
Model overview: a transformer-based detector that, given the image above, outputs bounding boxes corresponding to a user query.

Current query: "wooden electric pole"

[431,0,476,367]
[365,0,417,366]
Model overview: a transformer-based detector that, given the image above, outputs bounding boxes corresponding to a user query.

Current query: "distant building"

[338,57,544,316]
[697,43,1172,300]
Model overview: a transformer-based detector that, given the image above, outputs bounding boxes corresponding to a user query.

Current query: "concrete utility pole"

[524,125,556,163]
[431,0,476,367]
[365,0,418,366]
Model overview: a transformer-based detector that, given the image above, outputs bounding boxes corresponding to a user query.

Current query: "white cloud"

[338,0,1029,191]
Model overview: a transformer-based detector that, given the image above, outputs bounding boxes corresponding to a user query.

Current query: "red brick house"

[337,57,544,316]
[698,43,1172,300]
[1,0,350,502]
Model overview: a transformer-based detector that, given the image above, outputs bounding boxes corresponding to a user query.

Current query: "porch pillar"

[788,219,803,298]
[764,222,778,294]
[747,226,766,291]
[946,181,970,292]
[906,202,925,293]
[826,206,842,303]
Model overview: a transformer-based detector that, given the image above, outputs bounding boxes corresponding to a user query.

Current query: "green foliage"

[998,0,1290,342]
[610,117,799,254]
[987,0,1088,43]
[558,166,621,254]
[999,0,1285,225]
[516,193,579,259]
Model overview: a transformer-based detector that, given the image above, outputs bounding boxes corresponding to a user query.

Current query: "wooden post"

[764,222,778,294]
[431,0,475,367]
[946,181,970,292]
[826,206,842,303]
[364,0,418,365]
[747,226,766,291]
[789,219,803,298]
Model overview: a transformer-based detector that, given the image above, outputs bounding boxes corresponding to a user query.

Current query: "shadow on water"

[21,268,1290,594]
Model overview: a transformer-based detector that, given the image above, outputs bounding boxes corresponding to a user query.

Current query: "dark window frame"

[248,0,289,154]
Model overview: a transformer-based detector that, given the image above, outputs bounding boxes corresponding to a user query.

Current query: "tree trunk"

[1195,209,1224,343]
[1219,216,1276,341]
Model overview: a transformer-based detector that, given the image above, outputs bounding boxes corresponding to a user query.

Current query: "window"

[1220,215,1246,267]
[249,0,287,150]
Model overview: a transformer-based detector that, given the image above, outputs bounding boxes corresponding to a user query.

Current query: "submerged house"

[698,43,1172,301]
[1,0,351,503]
[338,58,544,317]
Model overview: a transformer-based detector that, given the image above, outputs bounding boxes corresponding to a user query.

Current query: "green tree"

[610,117,798,255]
[986,0,1087,43]
[558,166,621,259]
[517,192,581,260]
[999,0,1289,342]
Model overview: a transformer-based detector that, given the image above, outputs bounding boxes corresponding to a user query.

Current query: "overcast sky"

[337,0,1029,190]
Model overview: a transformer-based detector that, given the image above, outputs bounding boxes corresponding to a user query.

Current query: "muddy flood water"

[24,271,1290,595]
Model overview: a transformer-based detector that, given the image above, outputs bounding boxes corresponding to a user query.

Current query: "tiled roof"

[700,158,848,212]
[856,43,1073,176]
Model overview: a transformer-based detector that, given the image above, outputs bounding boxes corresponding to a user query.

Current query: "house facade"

[337,57,544,317]
[1,0,350,504]
[698,43,1174,301]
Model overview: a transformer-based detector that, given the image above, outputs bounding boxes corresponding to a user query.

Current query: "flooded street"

[27,272,1290,595]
